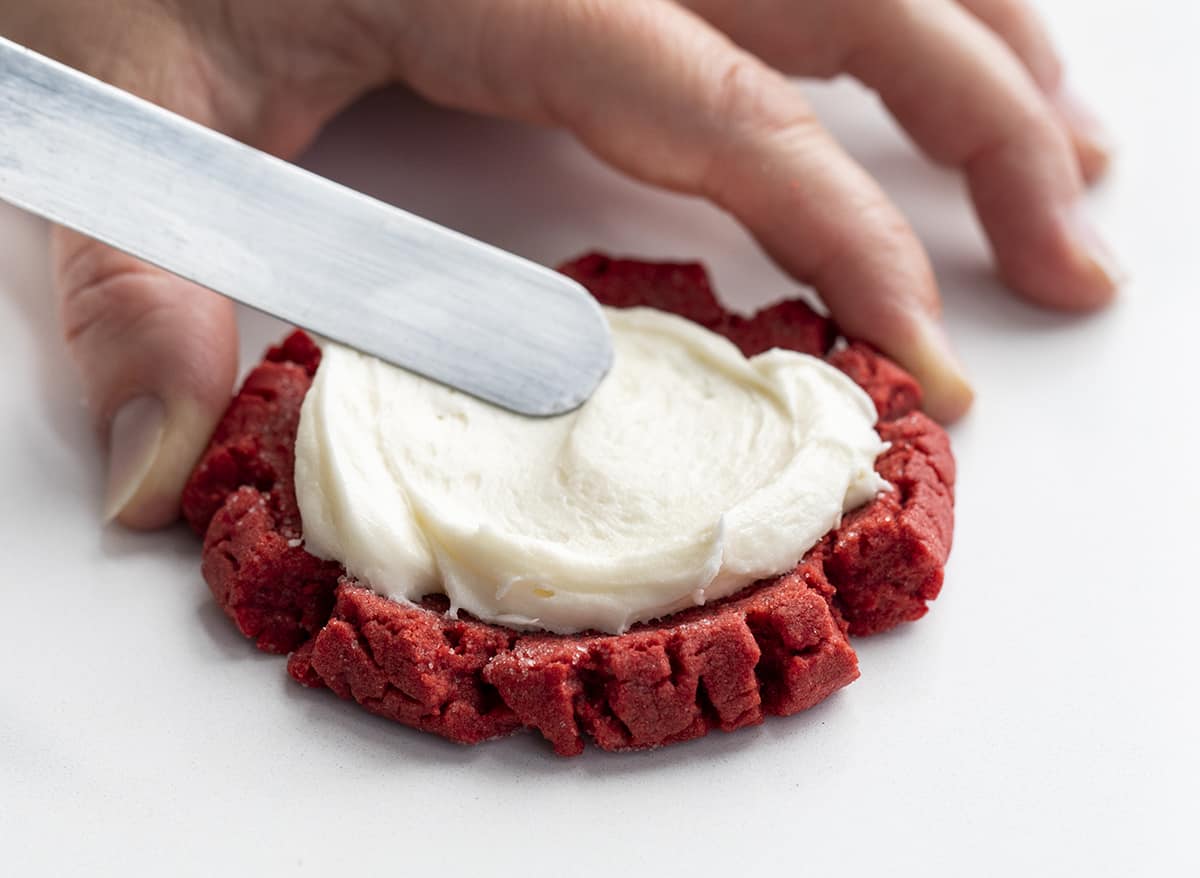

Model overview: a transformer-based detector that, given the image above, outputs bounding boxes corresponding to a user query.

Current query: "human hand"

[0,0,1117,528]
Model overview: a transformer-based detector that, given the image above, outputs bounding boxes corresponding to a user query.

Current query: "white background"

[1,1,1195,875]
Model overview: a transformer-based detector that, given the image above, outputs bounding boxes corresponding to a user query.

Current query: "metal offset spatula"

[0,37,612,416]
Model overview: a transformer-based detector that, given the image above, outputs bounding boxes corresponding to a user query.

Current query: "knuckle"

[837,0,938,71]
[843,0,922,32]
[61,277,177,355]
[57,248,170,348]
[696,50,825,202]
[59,269,235,419]
[708,52,801,134]
[976,0,1029,31]
[825,199,936,309]
[52,237,237,423]
[971,0,1063,89]
[699,52,822,197]
[965,99,1074,174]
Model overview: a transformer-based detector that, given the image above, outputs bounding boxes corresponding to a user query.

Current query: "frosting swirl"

[295,307,886,634]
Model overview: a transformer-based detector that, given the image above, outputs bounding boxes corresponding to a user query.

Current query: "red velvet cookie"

[183,254,955,755]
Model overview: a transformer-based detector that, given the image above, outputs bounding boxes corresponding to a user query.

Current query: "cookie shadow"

[193,598,286,664]
[272,653,853,774]
[279,676,499,765]
[98,520,198,561]
[935,255,1120,337]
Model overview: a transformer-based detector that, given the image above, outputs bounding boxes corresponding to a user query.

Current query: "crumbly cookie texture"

[182,254,955,755]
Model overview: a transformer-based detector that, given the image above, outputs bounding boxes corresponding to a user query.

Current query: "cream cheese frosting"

[294,306,888,635]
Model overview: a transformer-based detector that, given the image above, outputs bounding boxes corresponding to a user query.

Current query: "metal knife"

[0,36,611,416]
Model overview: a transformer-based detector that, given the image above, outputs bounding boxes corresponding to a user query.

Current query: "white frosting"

[294,307,887,635]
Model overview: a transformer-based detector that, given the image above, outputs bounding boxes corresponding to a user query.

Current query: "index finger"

[395,0,974,421]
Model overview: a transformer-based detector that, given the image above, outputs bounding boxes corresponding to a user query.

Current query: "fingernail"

[1053,86,1114,157]
[104,395,166,523]
[1061,204,1126,292]
[1056,86,1108,149]
[1053,86,1114,182]
[911,317,975,424]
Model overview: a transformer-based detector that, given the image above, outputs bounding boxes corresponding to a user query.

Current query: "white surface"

[1,2,1196,874]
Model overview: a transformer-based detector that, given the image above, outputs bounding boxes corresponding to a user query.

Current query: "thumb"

[53,228,239,529]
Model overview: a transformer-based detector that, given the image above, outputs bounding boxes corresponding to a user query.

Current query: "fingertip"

[1052,86,1114,185]
[925,381,976,426]
[1059,204,1125,302]
[907,318,976,425]
[1000,204,1124,311]
[53,233,240,531]
[105,397,222,529]
[1071,133,1113,186]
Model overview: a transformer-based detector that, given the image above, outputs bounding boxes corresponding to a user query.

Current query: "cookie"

[182,254,955,754]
